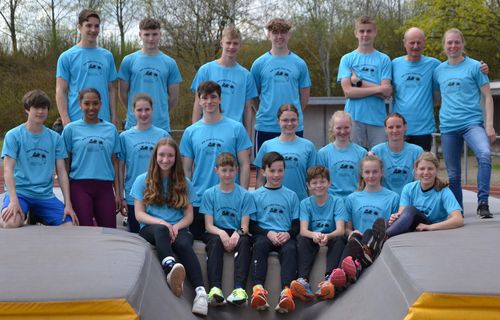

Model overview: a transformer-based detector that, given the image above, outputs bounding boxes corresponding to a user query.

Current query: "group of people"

[0,8,496,318]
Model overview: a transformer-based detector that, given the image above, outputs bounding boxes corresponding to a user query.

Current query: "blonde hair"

[358,154,384,191]
[143,138,189,208]
[328,110,352,142]
[221,25,241,40]
[414,152,448,192]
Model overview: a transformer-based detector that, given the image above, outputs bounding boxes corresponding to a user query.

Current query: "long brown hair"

[358,154,384,191]
[143,138,189,208]
[414,152,448,192]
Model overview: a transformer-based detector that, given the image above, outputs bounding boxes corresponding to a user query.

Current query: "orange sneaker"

[251,285,269,311]
[315,280,335,300]
[290,278,315,301]
[275,287,295,313]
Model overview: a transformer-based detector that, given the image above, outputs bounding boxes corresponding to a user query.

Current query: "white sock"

[162,256,175,268]
[195,286,206,295]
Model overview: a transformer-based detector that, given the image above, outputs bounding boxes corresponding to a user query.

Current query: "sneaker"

[290,278,315,301]
[207,287,226,306]
[477,203,493,219]
[347,238,373,268]
[274,287,295,313]
[192,291,208,316]
[251,285,269,311]
[341,256,362,283]
[227,288,248,306]
[166,263,185,297]
[366,217,387,258]
[315,280,335,300]
[328,268,346,290]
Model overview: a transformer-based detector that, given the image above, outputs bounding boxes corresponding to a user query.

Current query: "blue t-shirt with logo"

[433,56,489,133]
[253,136,316,200]
[337,50,392,126]
[56,45,118,122]
[180,117,252,206]
[200,184,256,230]
[1,124,67,199]
[118,126,170,204]
[371,142,423,194]
[251,52,311,132]
[130,173,196,228]
[62,119,120,181]
[118,51,182,132]
[299,194,348,233]
[317,142,367,197]
[400,181,462,223]
[191,60,258,123]
[345,187,399,233]
[392,55,440,135]
[250,186,300,232]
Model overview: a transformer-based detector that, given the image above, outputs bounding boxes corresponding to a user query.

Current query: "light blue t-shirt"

[56,45,118,122]
[1,124,67,199]
[400,181,462,223]
[392,55,440,135]
[317,142,367,197]
[118,51,182,132]
[130,173,196,228]
[180,117,252,206]
[253,136,317,200]
[250,186,300,232]
[62,119,120,181]
[337,50,392,126]
[251,52,311,132]
[371,142,423,194]
[191,61,258,123]
[200,184,256,230]
[345,187,400,233]
[118,126,170,204]
[433,56,489,133]
[299,194,348,233]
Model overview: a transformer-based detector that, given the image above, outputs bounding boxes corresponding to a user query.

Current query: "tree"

[0,0,23,54]
[102,0,140,54]
[31,0,75,52]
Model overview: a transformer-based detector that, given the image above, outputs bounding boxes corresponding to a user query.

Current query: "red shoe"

[275,287,295,313]
[251,285,269,311]
[342,256,362,283]
[328,268,347,290]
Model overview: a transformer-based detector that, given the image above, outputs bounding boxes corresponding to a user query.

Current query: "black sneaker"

[366,218,387,259]
[347,238,372,268]
[477,203,493,219]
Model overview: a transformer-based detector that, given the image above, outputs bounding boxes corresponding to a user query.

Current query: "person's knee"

[153,224,172,238]
[0,217,23,228]
[281,240,297,255]
[238,235,250,247]
[207,236,223,250]
[475,147,491,163]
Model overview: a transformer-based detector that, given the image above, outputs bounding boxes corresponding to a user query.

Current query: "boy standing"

[191,26,257,138]
[56,9,117,126]
[1,90,78,228]
[200,153,256,307]
[251,18,311,153]
[250,152,299,314]
[180,81,252,240]
[337,16,392,150]
[119,18,182,132]
[290,166,348,301]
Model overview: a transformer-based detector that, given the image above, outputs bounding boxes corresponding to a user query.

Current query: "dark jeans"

[127,204,140,233]
[139,225,204,288]
[406,134,432,152]
[203,231,251,289]
[297,235,346,279]
[386,205,430,238]
[251,234,297,289]
[190,206,205,241]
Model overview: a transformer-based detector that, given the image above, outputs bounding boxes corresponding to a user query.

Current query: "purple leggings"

[70,179,116,228]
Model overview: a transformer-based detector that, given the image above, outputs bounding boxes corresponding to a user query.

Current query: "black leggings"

[251,234,297,288]
[386,205,430,238]
[297,236,346,279]
[140,224,204,288]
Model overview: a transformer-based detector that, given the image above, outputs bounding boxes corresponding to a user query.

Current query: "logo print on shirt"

[402,72,423,88]
[271,67,291,83]
[220,81,236,94]
[363,209,379,216]
[29,150,48,166]
[315,222,330,229]
[392,168,408,175]
[444,78,461,94]
[269,207,284,214]
[137,143,154,158]
[84,61,104,76]
[202,138,223,155]
[358,65,377,77]
[142,68,160,83]
[85,137,105,152]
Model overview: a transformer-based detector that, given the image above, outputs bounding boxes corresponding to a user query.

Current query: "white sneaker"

[166,263,185,297]
[192,291,208,316]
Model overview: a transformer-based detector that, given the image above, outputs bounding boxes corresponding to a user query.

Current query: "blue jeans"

[441,125,491,207]
[386,206,430,238]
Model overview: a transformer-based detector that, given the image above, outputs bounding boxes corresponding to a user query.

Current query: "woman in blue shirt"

[433,28,496,218]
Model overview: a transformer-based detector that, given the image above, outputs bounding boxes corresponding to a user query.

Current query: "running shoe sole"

[167,263,185,297]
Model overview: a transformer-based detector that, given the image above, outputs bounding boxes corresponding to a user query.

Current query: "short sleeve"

[241,191,256,216]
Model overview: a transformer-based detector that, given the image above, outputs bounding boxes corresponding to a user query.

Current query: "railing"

[431,133,500,185]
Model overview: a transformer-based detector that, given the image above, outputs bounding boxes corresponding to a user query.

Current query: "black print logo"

[88,63,102,70]
[89,139,103,145]
[361,67,375,73]
[32,152,46,159]
[207,142,222,148]
[221,210,236,218]
[447,81,460,87]
[364,209,379,216]
[139,145,154,151]
[284,155,298,162]
[406,76,421,81]
[145,70,159,77]
[270,208,284,214]
[392,168,408,175]
[315,222,330,228]
[339,163,354,169]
